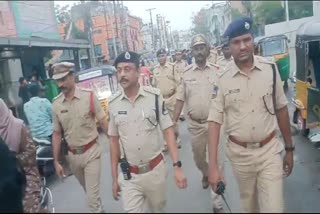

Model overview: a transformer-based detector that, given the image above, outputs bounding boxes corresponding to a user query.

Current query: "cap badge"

[125,52,131,60]
[244,22,250,30]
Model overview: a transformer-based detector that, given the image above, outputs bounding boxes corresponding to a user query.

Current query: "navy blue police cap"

[157,48,167,56]
[114,51,140,68]
[223,17,253,41]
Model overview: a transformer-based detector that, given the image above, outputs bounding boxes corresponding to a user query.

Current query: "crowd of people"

[0,16,295,213]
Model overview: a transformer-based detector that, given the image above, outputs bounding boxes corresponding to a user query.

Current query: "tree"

[253,1,285,25]
[54,4,71,24]
[288,1,313,20]
[191,8,209,37]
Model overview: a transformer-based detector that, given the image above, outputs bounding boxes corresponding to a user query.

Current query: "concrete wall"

[0,1,17,37]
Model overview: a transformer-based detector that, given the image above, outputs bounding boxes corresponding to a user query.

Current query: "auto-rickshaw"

[254,35,290,88]
[292,20,320,137]
[75,65,118,122]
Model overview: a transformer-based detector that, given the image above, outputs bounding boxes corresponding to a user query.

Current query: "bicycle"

[40,176,55,213]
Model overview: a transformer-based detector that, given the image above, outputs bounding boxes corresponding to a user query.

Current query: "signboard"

[78,70,102,81]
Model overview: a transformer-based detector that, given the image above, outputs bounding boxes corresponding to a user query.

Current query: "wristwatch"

[173,161,182,168]
[285,144,295,151]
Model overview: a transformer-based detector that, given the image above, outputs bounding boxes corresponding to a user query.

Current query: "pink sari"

[0,99,24,152]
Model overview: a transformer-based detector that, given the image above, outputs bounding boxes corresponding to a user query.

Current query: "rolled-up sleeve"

[207,79,224,124]
[159,94,174,131]
[176,77,185,101]
[274,64,288,109]
[107,107,119,137]
[52,106,62,132]
[93,92,107,121]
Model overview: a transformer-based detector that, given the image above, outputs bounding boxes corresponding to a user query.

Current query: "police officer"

[51,62,108,213]
[108,51,187,213]
[173,50,188,81]
[173,34,224,213]
[152,48,181,151]
[207,45,219,64]
[216,41,233,68]
[207,17,294,213]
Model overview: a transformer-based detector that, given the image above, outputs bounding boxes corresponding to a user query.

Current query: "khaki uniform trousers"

[66,143,103,213]
[226,137,284,213]
[188,119,224,209]
[119,160,167,213]
[164,95,181,146]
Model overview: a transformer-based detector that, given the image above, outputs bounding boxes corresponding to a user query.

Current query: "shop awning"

[0,36,90,49]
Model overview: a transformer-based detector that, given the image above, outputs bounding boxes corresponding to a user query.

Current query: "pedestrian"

[108,51,187,213]
[207,45,219,64]
[207,17,294,213]
[0,98,43,213]
[51,62,109,213]
[173,34,224,213]
[24,83,53,141]
[216,42,233,68]
[18,77,30,104]
[140,60,153,85]
[0,139,26,213]
[152,48,181,152]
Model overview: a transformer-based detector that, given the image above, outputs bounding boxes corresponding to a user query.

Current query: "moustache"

[120,78,129,83]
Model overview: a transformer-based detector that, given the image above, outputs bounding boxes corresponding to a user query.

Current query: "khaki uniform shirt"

[152,63,179,98]
[208,55,288,143]
[216,56,233,68]
[207,49,218,64]
[52,87,106,147]
[174,60,188,82]
[108,86,173,165]
[176,62,220,121]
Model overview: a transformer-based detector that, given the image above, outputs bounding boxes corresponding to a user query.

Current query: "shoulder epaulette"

[107,90,122,103]
[209,62,220,69]
[79,87,93,93]
[256,55,275,64]
[218,63,232,78]
[143,86,160,95]
[183,64,193,73]
[52,92,63,102]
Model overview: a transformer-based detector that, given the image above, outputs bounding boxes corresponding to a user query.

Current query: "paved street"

[49,81,320,213]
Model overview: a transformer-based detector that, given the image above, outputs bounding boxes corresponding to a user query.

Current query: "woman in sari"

[0,98,42,213]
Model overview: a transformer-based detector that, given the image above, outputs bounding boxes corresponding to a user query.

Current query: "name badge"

[228,89,240,94]
[61,110,68,113]
[118,111,127,115]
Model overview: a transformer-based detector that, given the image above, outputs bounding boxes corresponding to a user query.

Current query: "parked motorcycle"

[33,137,55,177]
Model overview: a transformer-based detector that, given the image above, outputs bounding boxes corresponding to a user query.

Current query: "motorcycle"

[33,137,55,177]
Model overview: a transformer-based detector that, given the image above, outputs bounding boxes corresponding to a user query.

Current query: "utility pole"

[156,14,163,48]
[146,8,156,51]
[285,0,290,22]
[113,0,123,52]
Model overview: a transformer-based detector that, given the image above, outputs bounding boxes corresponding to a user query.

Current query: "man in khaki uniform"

[152,48,181,151]
[207,46,218,64]
[208,17,294,213]
[216,42,233,68]
[173,50,188,121]
[51,62,108,213]
[173,34,224,213]
[108,51,187,213]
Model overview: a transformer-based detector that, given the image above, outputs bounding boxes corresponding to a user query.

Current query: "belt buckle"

[138,164,151,174]
[247,142,260,149]
[74,147,84,155]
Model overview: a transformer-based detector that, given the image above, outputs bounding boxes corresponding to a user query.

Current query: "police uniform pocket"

[80,111,94,128]
[115,114,128,127]
[262,92,274,114]
[224,90,243,112]
[142,109,158,131]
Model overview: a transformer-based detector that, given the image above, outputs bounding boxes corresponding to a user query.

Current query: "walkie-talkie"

[119,158,132,180]
[216,181,232,213]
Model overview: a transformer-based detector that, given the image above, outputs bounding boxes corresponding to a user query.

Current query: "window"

[94,44,102,57]
[94,29,102,34]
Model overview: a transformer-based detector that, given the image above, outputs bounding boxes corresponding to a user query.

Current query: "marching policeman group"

[51,17,294,213]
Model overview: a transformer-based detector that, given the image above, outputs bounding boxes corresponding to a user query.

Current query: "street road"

[49,81,320,213]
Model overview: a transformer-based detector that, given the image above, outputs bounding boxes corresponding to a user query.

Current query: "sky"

[55,1,222,31]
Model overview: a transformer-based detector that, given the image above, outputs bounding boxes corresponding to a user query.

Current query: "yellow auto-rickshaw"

[75,65,118,124]
[292,20,320,136]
